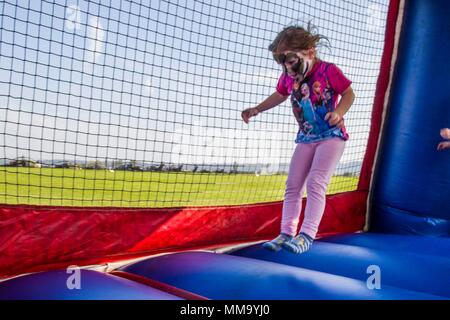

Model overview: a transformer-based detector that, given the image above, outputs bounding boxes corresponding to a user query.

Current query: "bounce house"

[0,0,449,299]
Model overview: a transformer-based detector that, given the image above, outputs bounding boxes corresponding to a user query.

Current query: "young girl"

[241,25,355,254]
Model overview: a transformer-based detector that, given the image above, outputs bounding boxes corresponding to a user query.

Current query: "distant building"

[9,157,41,168]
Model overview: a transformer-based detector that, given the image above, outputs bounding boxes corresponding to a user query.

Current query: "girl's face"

[282,48,316,77]
[278,52,303,77]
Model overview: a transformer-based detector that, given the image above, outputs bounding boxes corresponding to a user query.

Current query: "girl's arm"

[335,87,355,118]
[437,141,450,151]
[325,86,355,127]
[255,91,289,113]
[242,91,289,124]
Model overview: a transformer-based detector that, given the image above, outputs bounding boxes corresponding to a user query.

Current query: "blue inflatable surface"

[320,233,450,258]
[3,233,447,300]
[370,0,450,236]
[119,233,449,299]
[0,269,181,300]
[232,234,450,298]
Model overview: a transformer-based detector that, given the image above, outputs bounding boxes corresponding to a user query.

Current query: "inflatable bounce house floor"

[1,232,449,299]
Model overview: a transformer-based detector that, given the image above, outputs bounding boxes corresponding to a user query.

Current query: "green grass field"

[0,167,358,207]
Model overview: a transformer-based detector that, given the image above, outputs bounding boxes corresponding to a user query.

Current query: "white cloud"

[83,16,105,71]
[65,4,81,31]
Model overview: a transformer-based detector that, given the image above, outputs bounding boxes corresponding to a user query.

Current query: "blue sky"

[0,0,389,167]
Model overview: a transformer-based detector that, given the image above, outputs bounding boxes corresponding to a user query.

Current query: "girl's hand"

[241,107,259,124]
[325,111,344,128]
[437,141,450,151]
[440,128,450,140]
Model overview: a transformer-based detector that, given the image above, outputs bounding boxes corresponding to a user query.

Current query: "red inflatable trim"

[358,0,401,191]
[0,191,366,280]
[110,271,208,300]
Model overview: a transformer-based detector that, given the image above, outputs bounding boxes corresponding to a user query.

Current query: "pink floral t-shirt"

[276,60,352,143]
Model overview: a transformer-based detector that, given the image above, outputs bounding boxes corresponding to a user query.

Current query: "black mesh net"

[0,0,389,207]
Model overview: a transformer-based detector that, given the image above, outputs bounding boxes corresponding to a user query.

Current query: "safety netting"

[0,0,389,207]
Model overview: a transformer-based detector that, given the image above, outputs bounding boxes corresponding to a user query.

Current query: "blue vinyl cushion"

[0,269,181,300]
[119,233,449,300]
